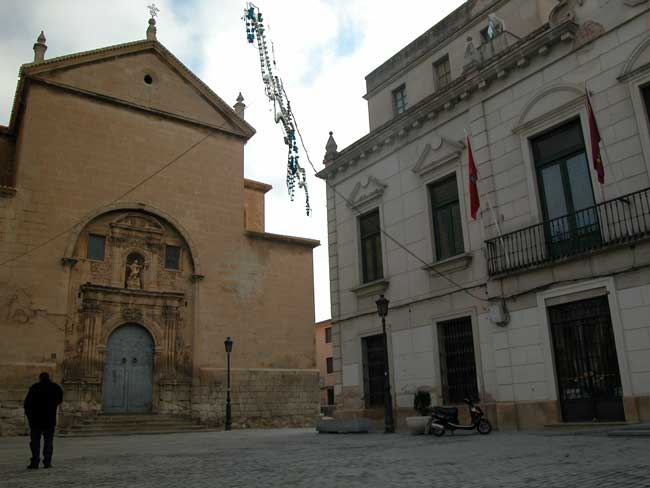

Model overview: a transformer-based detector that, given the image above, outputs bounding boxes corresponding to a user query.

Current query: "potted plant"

[406,390,432,434]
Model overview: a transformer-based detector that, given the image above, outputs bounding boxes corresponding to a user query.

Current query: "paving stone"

[1,428,649,487]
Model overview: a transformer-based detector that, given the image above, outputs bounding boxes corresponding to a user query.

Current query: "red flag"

[586,89,605,184]
[467,134,480,220]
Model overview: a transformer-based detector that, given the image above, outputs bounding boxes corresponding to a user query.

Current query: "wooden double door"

[102,324,154,413]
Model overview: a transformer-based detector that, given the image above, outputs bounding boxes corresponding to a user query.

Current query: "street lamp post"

[375,295,395,433]
[224,336,233,431]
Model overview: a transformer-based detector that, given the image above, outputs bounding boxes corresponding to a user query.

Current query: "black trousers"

[29,425,55,465]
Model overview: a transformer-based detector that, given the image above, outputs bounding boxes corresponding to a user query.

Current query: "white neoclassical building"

[318,0,650,429]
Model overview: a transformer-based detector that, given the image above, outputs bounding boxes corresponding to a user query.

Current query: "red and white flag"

[467,134,480,220]
[586,89,605,184]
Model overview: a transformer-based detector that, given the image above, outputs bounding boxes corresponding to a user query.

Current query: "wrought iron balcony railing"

[486,187,650,276]
[478,31,521,62]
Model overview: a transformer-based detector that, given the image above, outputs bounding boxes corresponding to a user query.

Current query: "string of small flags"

[244,3,311,216]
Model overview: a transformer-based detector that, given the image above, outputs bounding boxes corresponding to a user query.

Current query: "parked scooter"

[426,398,492,436]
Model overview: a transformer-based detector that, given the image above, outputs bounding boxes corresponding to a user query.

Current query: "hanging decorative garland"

[244,3,311,216]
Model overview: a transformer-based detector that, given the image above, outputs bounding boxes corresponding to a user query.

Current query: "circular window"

[144,74,153,85]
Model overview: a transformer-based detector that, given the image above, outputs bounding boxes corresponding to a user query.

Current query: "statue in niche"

[125,253,144,289]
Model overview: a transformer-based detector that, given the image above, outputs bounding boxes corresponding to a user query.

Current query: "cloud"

[0,0,465,322]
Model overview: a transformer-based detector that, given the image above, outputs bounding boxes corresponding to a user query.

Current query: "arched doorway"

[102,324,154,413]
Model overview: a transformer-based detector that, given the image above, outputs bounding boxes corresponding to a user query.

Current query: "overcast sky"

[0,0,465,322]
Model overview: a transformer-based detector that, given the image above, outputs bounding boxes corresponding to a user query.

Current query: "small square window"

[433,55,451,91]
[327,387,335,406]
[326,357,334,374]
[165,245,181,270]
[87,234,105,261]
[392,85,407,115]
[642,85,650,128]
[325,327,332,344]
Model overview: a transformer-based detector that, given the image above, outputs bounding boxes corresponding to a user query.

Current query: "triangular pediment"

[412,135,465,178]
[347,176,387,210]
[621,34,650,80]
[111,213,165,235]
[17,41,254,138]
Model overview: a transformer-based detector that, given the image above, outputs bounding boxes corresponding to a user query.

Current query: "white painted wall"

[327,1,650,412]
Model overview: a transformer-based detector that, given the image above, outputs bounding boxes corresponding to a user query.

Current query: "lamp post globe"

[375,295,389,318]
[375,295,395,433]
[224,337,233,431]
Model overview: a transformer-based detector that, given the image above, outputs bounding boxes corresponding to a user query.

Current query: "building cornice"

[317,20,578,182]
[244,178,273,193]
[364,0,507,96]
[80,283,185,300]
[245,230,320,248]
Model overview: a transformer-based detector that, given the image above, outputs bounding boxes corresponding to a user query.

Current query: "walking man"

[24,372,63,469]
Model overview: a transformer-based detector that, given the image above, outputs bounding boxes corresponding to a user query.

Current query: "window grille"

[438,316,479,404]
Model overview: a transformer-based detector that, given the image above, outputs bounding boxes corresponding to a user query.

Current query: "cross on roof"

[147,3,160,19]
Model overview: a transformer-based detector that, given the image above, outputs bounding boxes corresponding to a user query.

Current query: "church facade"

[0,21,319,435]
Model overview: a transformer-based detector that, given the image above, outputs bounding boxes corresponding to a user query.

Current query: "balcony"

[486,188,650,276]
[478,31,521,63]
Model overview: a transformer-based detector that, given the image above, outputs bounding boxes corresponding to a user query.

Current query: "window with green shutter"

[429,174,464,261]
[359,210,383,283]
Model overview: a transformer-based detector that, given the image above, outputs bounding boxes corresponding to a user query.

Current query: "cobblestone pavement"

[0,428,649,488]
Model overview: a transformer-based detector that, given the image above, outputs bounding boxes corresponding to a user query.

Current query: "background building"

[0,19,319,435]
[315,319,335,416]
[319,0,650,429]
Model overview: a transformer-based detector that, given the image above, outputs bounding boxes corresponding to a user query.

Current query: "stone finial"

[146,17,157,41]
[33,31,47,63]
[234,92,246,119]
[463,36,481,73]
[324,131,338,165]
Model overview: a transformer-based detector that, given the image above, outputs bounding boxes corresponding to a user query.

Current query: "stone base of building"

[494,396,650,430]
[0,362,59,436]
[0,366,320,436]
[332,396,650,433]
[191,368,320,429]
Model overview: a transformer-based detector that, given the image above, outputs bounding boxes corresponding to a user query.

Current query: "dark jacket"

[24,379,63,428]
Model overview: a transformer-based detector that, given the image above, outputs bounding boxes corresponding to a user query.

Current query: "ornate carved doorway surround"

[62,211,196,416]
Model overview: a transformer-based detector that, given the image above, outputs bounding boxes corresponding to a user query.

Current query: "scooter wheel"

[477,419,492,435]
[430,423,445,437]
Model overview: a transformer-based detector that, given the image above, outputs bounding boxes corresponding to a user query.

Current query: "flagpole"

[464,128,503,234]
[485,198,504,237]
[465,128,510,270]
[585,82,634,244]
[585,83,626,202]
